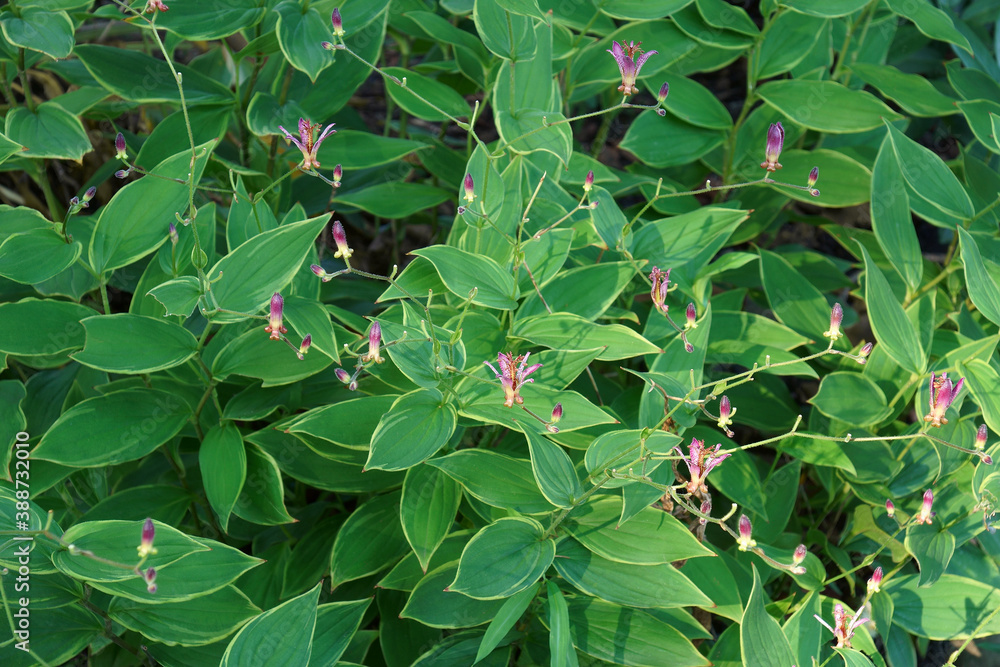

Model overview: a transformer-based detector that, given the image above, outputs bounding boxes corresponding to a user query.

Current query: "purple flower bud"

[699,499,711,526]
[333,163,342,187]
[296,334,312,360]
[546,424,560,433]
[331,7,345,37]
[348,379,358,391]
[885,499,895,518]
[332,221,353,260]
[737,514,756,551]
[551,402,563,424]
[760,122,784,172]
[583,170,594,193]
[976,424,989,450]
[457,206,466,215]
[793,544,807,566]
[685,303,697,330]
[868,566,883,593]
[169,222,178,246]
[137,518,157,558]
[83,186,97,203]
[915,489,934,525]
[657,81,669,102]
[115,169,130,179]
[363,321,384,363]
[321,41,335,50]
[684,341,694,353]
[115,132,128,160]
[335,368,351,384]
[809,188,820,197]
[808,166,819,188]
[143,567,158,594]
[69,196,80,207]
[981,452,994,465]
[265,293,286,341]
[656,108,666,116]
[463,173,475,203]
[824,303,843,341]
[858,342,873,364]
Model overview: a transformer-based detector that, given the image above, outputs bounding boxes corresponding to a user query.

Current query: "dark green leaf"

[741,567,796,667]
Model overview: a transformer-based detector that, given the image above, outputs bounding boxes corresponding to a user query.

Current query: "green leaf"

[459,381,616,435]
[377,311,466,389]
[518,261,636,321]
[884,0,971,53]
[155,0,266,40]
[658,74,734,129]
[594,0,694,20]
[0,8,74,58]
[330,491,410,587]
[871,139,922,293]
[850,63,959,117]
[71,314,198,374]
[32,389,190,467]
[904,524,955,587]
[630,206,748,274]
[546,581,578,667]
[563,497,713,564]
[284,395,398,449]
[110,585,260,647]
[522,429,583,509]
[221,583,321,666]
[283,294,339,362]
[496,110,573,167]
[383,66,470,121]
[411,245,519,310]
[554,538,713,609]
[4,102,91,160]
[427,450,555,514]
[782,0,868,17]
[208,214,329,323]
[884,122,974,222]
[809,372,889,426]
[957,227,1000,328]
[317,129,429,170]
[837,648,877,667]
[758,248,831,340]
[888,574,1000,639]
[450,517,555,599]
[512,313,660,360]
[400,562,507,628]
[584,429,680,489]
[767,148,872,208]
[275,1,334,82]
[757,80,903,133]
[212,327,332,386]
[75,44,234,105]
[0,227,82,285]
[566,597,709,666]
[336,181,451,218]
[474,0,536,61]
[620,111,726,168]
[401,464,462,573]
[199,423,246,532]
[858,243,925,374]
[367,388,457,471]
[90,142,213,274]
[0,129,25,165]
[310,599,372,666]
[959,360,1000,436]
[741,567,797,667]
[755,12,827,78]
[148,276,202,318]
[476,582,540,664]
[0,298,95,356]
[232,445,296,525]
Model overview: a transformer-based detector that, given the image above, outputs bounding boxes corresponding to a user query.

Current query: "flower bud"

[333,163,342,187]
[760,122,784,172]
[545,424,559,433]
[915,489,934,525]
[684,341,694,353]
[980,451,993,465]
[168,222,178,246]
[332,221,353,260]
[331,7,345,37]
[717,395,735,435]
[858,342,873,364]
[83,186,97,203]
[551,402,563,424]
[657,81,669,103]
[737,515,756,551]
[297,334,312,360]
[457,206,466,214]
[685,303,697,330]
[265,293,287,341]
[69,196,80,207]
[824,303,844,341]
[583,170,594,193]
[807,166,819,188]
[699,499,711,526]
[115,132,128,160]
[335,368,351,384]
[885,499,895,518]
[809,188,820,197]
[976,424,989,451]
[868,566,883,593]
[321,41,335,50]
[656,108,666,116]
[143,567,158,594]
[463,173,475,203]
[362,321,384,363]
[115,169,130,179]
[137,518,157,558]
[793,543,807,566]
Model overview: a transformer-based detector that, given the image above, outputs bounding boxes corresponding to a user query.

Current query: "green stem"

[16,48,34,112]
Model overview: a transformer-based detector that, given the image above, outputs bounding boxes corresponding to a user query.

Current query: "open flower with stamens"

[924,372,963,427]
[674,438,731,495]
[277,118,336,171]
[361,322,384,364]
[816,603,868,649]
[264,293,287,341]
[760,122,784,172]
[914,489,934,525]
[606,40,658,95]
[650,266,669,316]
[484,352,542,408]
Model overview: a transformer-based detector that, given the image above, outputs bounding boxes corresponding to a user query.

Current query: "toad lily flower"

[137,518,157,559]
[913,489,934,525]
[924,372,963,427]
[361,322,384,364]
[265,293,287,341]
[816,603,868,649]
[823,303,844,342]
[332,221,353,260]
[607,40,658,96]
[716,396,735,437]
[868,566,883,594]
[484,352,542,408]
[737,514,756,551]
[760,122,784,172]
[650,266,669,316]
[674,438,731,495]
[277,118,336,171]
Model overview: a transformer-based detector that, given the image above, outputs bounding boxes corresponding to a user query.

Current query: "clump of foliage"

[2,1,1000,666]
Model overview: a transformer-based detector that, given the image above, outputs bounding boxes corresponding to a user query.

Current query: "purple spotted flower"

[674,438,731,495]
[914,489,934,525]
[760,122,784,172]
[137,518,157,559]
[265,293,286,341]
[737,514,756,551]
[484,352,542,408]
[277,118,336,171]
[362,321,384,364]
[924,372,963,427]
[649,266,669,316]
[606,40,658,96]
[816,603,868,649]
[331,7,345,37]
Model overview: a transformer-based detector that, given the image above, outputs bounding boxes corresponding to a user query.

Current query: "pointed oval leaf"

[366,388,458,471]
[859,243,925,374]
[330,491,409,588]
[427,450,554,514]
[0,228,81,284]
[72,314,199,374]
[411,245,519,310]
[221,583,321,666]
[450,517,554,599]
[401,464,462,573]
[199,423,246,532]
[741,566,797,667]
[523,429,584,509]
